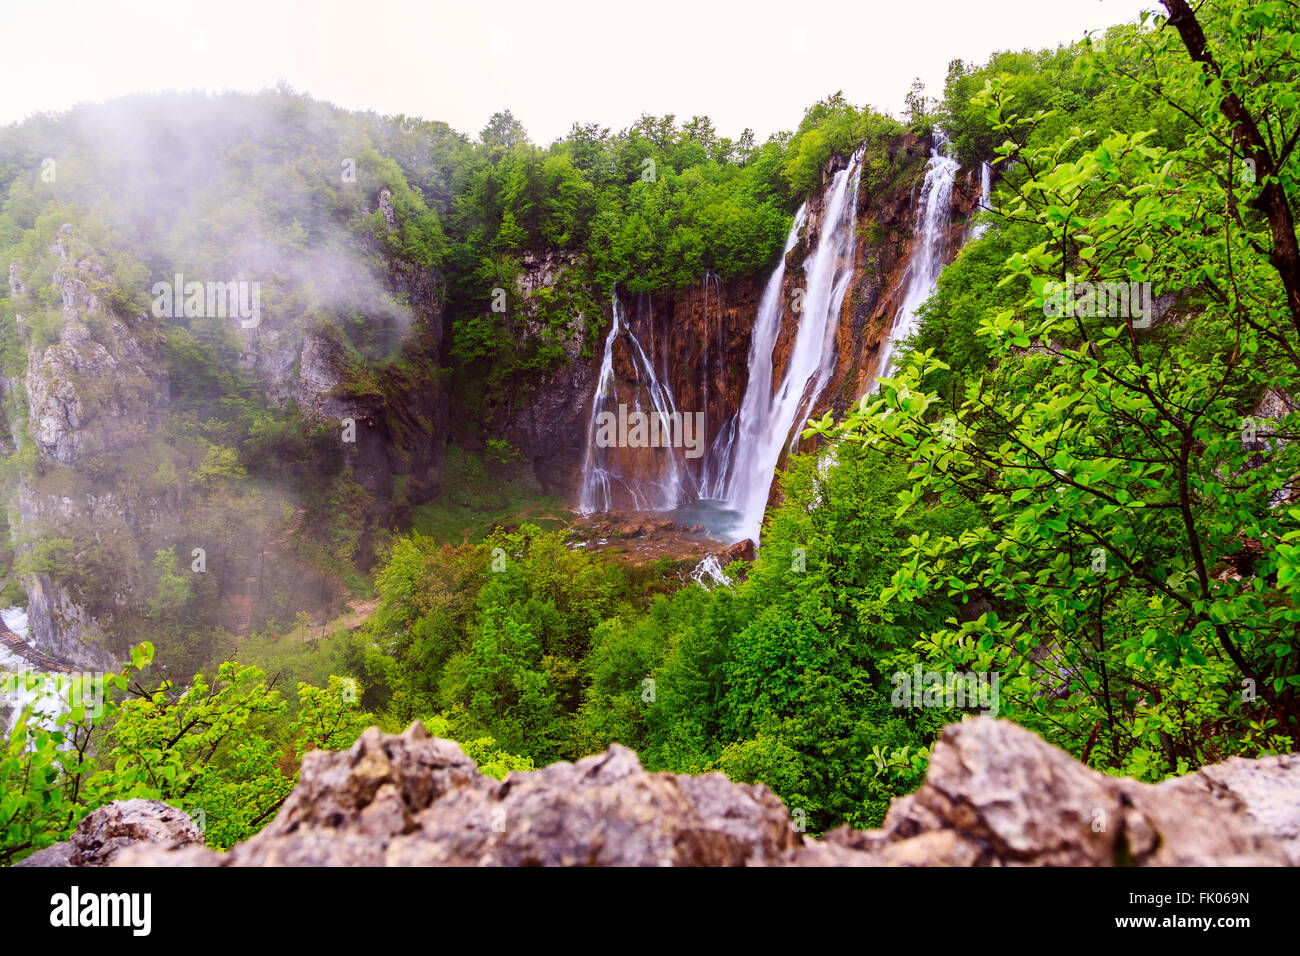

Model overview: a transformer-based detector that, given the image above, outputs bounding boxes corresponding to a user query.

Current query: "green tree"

[828,0,1300,778]
[147,547,193,620]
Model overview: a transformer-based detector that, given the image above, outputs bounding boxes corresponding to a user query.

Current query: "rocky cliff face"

[502,251,598,496]
[236,187,449,528]
[5,225,170,668]
[25,718,1297,867]
[2,186,451,659]
[22,229,168,467]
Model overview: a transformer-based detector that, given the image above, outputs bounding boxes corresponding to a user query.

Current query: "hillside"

[1,0,1297,872]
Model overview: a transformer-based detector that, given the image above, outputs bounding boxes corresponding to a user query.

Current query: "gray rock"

[13,842,74,867]
[821,719,1294,866]
[70,799,206,866]
[387,744,798,866]
[83,719,1300,867]
[1156,751,1300,865]
[18,799,205,867]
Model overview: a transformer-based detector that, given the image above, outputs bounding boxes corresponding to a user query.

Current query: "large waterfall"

[577,135,970,549]
[719,152,864,543]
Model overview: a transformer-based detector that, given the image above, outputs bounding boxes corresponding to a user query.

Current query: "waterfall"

[0,607,64,739]
[689,553,729,589]
[576,136,967,548]
[875,135,960,382]
[719,151,864,543]
[968,160,992,242]
[577,290,688,514]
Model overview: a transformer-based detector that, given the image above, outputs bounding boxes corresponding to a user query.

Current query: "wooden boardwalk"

[0,619,78,673]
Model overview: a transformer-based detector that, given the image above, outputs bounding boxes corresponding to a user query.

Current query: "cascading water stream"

[719,151,864,543]
[968,160,993,242]
[875,135,960,383]
[577,297,623,514]
[577,290,688,514]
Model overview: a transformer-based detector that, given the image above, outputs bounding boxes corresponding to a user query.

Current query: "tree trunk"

[1161,0,1300,338]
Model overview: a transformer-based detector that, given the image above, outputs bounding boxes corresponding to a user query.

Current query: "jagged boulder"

[388,741,797,866]
[23,719,1294,867]
[803,719,1297,866]
[16,799,204,867]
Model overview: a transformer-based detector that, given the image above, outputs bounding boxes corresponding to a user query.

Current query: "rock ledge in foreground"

[22,719,1297,867]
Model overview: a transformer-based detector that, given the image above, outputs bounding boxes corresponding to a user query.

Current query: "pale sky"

[0,0,1158,143]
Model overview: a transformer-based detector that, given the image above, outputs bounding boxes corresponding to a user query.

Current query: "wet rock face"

[30,719,1292,868]
[510,360,596,497]
[557,278,764,511]
[626,278,763,476]
[505,260,763,502]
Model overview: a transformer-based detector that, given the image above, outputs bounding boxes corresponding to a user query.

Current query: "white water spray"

[968,160,993,242]
[720,151,864,543]
[578,291,689,513]
[875,135,960,382]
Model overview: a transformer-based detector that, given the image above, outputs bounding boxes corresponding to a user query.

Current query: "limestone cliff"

[22,227,168,467]
[5,225,169,668]
[1,184,451,661]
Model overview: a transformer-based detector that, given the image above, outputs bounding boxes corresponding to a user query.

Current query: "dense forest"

[3,0,1298,862]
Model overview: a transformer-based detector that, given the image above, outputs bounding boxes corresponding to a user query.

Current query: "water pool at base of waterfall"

[664,498,747,544]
